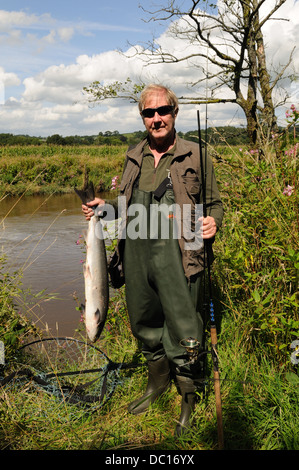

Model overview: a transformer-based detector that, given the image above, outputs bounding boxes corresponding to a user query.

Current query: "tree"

[46,134,67,145]
[83,78,144,106]
[83,0,295,149]
[135,0,294,147]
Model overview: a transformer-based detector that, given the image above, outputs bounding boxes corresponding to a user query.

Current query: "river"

[0,193,95,337]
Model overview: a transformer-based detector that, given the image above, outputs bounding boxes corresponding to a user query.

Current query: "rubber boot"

[175,375,197,436]
[128,356,171,415]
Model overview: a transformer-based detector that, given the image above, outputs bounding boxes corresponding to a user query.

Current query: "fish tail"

[74,182,95,204]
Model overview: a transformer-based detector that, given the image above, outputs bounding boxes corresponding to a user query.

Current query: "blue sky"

[0,1,156,85]
[0,0,298,137]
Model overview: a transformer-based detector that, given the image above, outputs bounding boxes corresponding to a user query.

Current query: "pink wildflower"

[286,104,299,123]
[111,175,120,190]
[283,185,294,196]
[76,235,83,245]
[285,143,298,157]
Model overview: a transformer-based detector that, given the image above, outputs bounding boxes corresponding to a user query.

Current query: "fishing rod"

[197,109,224,450]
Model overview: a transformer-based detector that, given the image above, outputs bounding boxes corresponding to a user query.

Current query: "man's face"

[142,90,177,146]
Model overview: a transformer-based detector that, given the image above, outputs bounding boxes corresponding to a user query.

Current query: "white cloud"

[0,66,20,104]
[0,67,20,87]
[0,0,298,136]
[20,49,150,107]
[0,10,42,31]
[0,9,144,47]
[42,29,56,44]
[58,27,74,42]
[0,9,73,48]
[39,27,74,45]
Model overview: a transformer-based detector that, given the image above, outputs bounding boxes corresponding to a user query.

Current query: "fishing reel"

[179,337,200,365]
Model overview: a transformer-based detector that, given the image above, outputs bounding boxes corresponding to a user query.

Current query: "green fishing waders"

[124,188,204,434]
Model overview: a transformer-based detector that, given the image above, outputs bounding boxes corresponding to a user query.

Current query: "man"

[82,84,224,436]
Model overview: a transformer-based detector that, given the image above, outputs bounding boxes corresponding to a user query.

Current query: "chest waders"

[125,188,204,433]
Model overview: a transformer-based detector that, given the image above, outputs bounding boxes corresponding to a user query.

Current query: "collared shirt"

[138,142,176,192]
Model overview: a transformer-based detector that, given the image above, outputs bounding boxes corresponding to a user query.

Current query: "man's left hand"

[200,216,217,239]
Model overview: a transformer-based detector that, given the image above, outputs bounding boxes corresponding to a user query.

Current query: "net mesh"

[1,337,139,412]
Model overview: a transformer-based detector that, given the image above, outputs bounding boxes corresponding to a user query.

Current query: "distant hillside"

[0,125,296,147]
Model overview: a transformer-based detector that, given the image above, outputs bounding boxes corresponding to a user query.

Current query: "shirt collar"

[143,138,177,157]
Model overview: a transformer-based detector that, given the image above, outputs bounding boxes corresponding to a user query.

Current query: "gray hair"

[138,84,179,114]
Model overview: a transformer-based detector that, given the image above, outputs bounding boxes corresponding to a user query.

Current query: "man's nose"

[153,111,162,122]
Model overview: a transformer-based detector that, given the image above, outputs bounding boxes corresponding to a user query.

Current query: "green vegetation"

[1,125,297,148]
[0,117,298,450]
[0,257,39,361]
[0,125,297,197]
[214,144,298,359]
[0,144,127,196]
[0,130,147,147]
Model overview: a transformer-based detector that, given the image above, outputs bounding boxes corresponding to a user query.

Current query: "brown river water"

[0,193,93,337]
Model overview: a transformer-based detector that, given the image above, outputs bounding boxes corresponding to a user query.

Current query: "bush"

[212,133,298,361]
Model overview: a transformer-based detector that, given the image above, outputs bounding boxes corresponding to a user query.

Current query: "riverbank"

[0,144,127,196]
[0,140,298,450]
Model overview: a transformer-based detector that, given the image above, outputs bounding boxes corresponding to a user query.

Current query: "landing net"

[0,337,142,412]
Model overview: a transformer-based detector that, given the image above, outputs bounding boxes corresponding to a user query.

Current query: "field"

[0,144,127,196]
[0,135,298,451]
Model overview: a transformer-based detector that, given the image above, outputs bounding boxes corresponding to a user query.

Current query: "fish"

[74,182,109,342]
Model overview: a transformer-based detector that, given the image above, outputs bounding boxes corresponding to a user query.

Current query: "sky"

[0,0,298,137]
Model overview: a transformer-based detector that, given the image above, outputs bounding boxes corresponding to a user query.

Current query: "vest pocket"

[181,175,200,200]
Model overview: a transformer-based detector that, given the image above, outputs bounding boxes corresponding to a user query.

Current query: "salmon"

[75,183,109,342]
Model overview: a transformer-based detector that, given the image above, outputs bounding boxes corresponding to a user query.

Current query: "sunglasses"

[141,105,175,118]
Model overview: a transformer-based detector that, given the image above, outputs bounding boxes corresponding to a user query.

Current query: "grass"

[0,134,298,450]
[1,305,298,450]
[0,144,127,196]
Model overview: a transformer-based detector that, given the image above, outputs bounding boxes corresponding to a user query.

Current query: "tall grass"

[1,287,298,450]
[0,131,298,450]
[0,256,42,360]
[213,139,298,361]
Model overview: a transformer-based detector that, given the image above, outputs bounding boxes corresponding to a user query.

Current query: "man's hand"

[82,197,105,221]
[200,216,217,239]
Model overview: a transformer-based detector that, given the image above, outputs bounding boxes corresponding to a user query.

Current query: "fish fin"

[95,309,106,339]
[94,308,101,321]
[74,182,95,205]
[83,263,91,278]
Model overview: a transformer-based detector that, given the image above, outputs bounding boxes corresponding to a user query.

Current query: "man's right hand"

[82,198,105,221]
